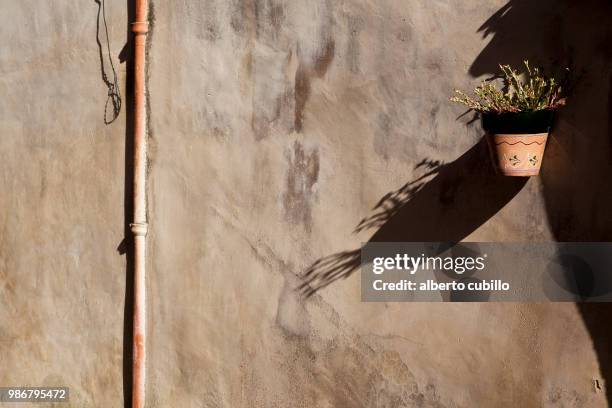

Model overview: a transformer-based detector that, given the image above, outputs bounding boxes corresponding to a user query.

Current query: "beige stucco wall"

[1,0,611,407]
[0,1,129,406]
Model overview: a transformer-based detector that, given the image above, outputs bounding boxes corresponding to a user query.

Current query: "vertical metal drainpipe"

[130,0,149,407]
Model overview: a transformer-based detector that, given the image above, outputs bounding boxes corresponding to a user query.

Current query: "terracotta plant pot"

[482,110,554,177]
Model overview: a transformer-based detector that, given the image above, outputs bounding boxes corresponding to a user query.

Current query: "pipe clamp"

[130,222,149,236]
[131,21,149,34]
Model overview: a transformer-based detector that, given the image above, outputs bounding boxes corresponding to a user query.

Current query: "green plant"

[450,61,568,114]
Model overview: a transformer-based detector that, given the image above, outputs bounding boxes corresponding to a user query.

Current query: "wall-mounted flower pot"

[482,110,554,176]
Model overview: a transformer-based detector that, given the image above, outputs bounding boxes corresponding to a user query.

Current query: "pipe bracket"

[131,21,149,35]
[130,222,149,236]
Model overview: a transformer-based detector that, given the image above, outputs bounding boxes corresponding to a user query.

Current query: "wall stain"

[254,0,286,41]
[230,0,256,36]
[273,328,446,407]
[251,86,293,141]
[203,1,220,41]
[546,387,586,407]
[346,15,365,74]
[268,2,285,35]
[231,0,289,141]
[294,39,335,132]
[373,112,393,160]
[243,0,294,141]
[190,1,220,41]
[283,141,320,231]
[243,236,312,339]
[238,0,335,137]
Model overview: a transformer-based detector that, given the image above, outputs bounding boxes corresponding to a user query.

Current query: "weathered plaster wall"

[0,1,129,406]
[1,0,611,407]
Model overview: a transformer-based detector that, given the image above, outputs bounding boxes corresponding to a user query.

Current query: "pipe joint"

[130,222,149,236]
[131,21,149,35]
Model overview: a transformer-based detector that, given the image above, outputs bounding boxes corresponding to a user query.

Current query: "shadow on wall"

[299,139,527,297]
[471,0,612,404]
[93,0,136,405]
[300,0,612,403]
[107,0,136,405]
[94,0,135,404]
[469,0,612,241]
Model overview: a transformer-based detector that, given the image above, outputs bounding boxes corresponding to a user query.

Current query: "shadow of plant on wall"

[354,159,444,234]
[301,0,612,401]
[299,139,528,297]
[471,0,612,404]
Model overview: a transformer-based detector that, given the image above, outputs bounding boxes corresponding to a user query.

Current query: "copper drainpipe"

[130,0,149,407]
